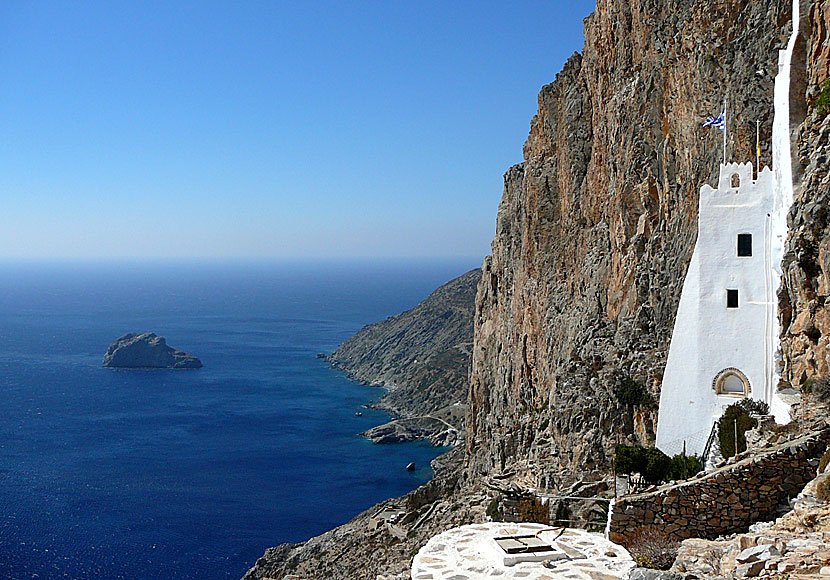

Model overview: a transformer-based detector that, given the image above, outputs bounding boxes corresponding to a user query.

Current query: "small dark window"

[737,234,752,257]
[727,289,739,308]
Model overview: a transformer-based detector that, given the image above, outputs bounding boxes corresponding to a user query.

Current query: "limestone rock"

[466,0,791,490]
[735,543,781,563]
[628,570,689,580]
[327,269,479,443]
[779,0,830,409]
[102,332,202,369]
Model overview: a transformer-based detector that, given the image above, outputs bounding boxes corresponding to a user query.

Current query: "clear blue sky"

[0,1,595,260]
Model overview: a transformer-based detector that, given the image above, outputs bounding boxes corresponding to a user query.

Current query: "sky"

[0,1,596,260]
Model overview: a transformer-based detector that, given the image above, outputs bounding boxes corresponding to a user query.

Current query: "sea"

[0,258,479,580]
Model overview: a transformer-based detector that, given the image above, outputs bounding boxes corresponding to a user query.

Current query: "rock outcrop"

[779,0,830,390]
[466,0,792,490]
[361,406,464,447]
[102,333,202,369]
[327,269,480,440]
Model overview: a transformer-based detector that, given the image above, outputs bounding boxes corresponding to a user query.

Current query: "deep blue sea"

[0,259,477,580]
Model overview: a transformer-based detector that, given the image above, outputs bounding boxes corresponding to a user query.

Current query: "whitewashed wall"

[656,163,775,456]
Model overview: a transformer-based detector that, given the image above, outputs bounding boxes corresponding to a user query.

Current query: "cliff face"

[467,0,792,488]
[779,0,830,388]
[328,269,480,419]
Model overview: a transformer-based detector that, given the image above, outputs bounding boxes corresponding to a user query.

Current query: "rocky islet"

[102,332,202,369]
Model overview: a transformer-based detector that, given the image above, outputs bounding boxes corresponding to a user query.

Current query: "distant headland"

[102,332,202,369]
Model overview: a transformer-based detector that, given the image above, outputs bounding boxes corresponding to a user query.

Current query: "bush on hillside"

[642,448,673,484]
[615,445,673,484]
[617,444,703,484]
[816,79,830,118]
[718,403,758,458]
[613,377,655,406]
[621,526,680,570]
[737,398,769,416]
[615,444,645,475]
[668,453,703,480]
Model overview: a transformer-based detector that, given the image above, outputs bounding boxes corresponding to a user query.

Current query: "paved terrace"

[412,523,635,580]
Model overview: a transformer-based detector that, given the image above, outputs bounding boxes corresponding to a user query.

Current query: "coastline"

[323,359,466,447]
[240,445,469,580]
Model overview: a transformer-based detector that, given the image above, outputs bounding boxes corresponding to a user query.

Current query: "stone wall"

[609,428,830,542]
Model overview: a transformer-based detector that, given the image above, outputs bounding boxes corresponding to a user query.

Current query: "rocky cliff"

[779,0,830,390]
[466,0,793,489]
[327,269,480,438]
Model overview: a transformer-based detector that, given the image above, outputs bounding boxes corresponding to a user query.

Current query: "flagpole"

[723,97,727,165]
[756,119,760,176]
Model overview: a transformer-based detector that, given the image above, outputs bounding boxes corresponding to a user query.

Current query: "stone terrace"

[412,523,635,580]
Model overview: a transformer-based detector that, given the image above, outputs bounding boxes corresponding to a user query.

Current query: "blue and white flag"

[702,110,726,131]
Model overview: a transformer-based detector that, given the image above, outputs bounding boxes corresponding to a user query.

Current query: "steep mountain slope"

[779,0,830,389]
[466,0,793,489]
[327,269,480,423]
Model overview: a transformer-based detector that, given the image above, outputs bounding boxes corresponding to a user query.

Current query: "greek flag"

[703,110,726,131]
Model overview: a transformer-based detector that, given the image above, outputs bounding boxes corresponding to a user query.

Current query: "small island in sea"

[102,332,203,369]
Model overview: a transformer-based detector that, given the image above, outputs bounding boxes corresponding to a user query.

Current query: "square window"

[727,289,739,308]
[737,234,752,257]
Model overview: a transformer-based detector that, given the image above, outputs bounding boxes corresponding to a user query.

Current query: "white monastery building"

[656,163,782,456]
[656,0,801,456]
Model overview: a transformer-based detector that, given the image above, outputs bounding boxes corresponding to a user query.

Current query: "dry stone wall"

[609,428,830,542]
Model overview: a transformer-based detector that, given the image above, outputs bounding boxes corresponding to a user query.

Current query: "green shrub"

[668,453,703,481]
[615,444,673,484]
[643,448,673,484]
[738,398,769,416]
[615,444,646,475]
[816,79,830,117]
[613,377,655,406]
[718,403,758,458]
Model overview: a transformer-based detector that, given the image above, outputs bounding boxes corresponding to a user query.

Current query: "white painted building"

[656,163,778,456]
[656,0,800,457]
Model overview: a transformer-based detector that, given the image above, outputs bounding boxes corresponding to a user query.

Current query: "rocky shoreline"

[324,268,479,446]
